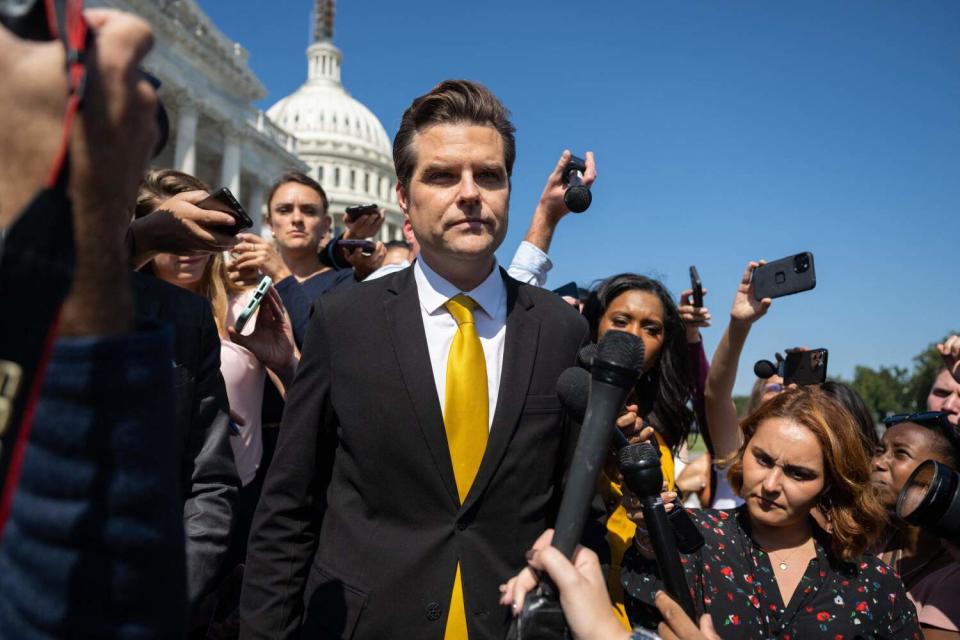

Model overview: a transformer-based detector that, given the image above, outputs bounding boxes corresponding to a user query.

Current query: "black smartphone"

[782,348,828,387]
[552,281,579,300]
[689,266,704,308]
[338,238,376,254]
[197,187,253,235]
[345,203,378,223]
[752,252,816,301]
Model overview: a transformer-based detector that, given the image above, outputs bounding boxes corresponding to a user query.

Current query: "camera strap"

[0,0,89,538]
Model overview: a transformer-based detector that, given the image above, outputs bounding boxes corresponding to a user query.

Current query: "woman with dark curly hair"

[621,385,920,639]
[581,273,697,627]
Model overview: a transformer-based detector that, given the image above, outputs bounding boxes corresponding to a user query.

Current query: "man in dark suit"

[240,80,588,640]
[131,271,241,612]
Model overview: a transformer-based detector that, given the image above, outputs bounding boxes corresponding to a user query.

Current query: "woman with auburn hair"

[619,385,920,639]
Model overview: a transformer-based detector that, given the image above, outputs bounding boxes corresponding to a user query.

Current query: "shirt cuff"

[507,241,553,287]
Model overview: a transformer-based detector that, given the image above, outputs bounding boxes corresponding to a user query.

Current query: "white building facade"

[266,0,404,241]
[92,0,309,233]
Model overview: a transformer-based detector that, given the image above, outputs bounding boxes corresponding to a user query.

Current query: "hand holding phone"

[197,187,253,235]
[338,238,377,255]
[345,203,379,223]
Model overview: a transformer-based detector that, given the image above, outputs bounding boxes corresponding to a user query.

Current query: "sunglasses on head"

[883,411,952,430]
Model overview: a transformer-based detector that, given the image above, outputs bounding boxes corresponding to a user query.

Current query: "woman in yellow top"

[581,273,700,629]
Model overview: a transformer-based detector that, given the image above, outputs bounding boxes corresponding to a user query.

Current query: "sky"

[201,0,959,395]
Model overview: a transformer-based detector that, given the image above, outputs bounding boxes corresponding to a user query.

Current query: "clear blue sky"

[202,1,959,395]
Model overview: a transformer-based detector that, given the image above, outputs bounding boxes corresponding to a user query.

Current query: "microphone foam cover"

[596,330,645,377]
[754,359,778,379]
[618,441,661,468]
[576,343,598,371]
[564,186,592,213]
[556,366,590,423]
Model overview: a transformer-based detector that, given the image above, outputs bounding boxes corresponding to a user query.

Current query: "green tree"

[848,365,912,423]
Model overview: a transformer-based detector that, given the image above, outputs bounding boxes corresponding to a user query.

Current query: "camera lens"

[793,254,810,274]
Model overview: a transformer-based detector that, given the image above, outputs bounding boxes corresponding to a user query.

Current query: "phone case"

[198,188,253,234]
[783,349,828,386]
[234,276,272,333]
[752,252,816,301]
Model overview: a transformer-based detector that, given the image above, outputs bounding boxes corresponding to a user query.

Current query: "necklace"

[763,540,810,571]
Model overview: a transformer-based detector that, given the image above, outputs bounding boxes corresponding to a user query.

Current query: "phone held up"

[689,266,704,308]
[338,238,377,255]
[345,203,379,223]
[754,348,829,387]
[197,187,253,235]
[751,252,816,301]
[233,276,273,334]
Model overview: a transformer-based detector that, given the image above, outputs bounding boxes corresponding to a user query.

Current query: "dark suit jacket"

[132,272,241,607]
[240,266,589,640]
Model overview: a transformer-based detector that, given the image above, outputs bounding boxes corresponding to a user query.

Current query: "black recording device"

[344,203,378,223]
[619,441,698,620]
[561,155,592,213]
[898,460,960,546]
[338,238,376,254]
[689,266,704,309]
[509,331,644,640]
[0,0,169,158]
[754,348,828,386]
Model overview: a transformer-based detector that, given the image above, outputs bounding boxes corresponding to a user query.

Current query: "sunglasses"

[883,411,952,430]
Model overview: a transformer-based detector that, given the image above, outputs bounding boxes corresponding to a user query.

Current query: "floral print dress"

[621,507,921,639]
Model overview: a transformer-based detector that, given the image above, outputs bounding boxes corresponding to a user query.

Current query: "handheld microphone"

[509,332,643,640]
[551,330,644,557]
[556,365,629,450]
[561,155,592,213]
[619,441,698,620]
[575,343,597,371]
[753,359,780,379]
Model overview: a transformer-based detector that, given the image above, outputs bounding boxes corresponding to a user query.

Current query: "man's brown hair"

[727,385,888,561]
[266,171,329,215]
[392,80,516,191]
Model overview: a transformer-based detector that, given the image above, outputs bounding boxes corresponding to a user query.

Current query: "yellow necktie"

[443,294,488,640]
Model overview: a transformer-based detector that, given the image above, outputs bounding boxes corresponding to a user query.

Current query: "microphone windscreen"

[576,343,597,370]
[563,186,592,213]
[754,359,778,379]
[596,330,645,377]
[618,440,661,469]
[556,366,590,423]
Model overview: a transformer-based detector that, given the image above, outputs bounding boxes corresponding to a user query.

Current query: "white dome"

[267,41,393,171]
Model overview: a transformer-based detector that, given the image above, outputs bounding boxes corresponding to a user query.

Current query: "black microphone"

[551,330,644,557]
[556,365,629,450]
[753,359,780,379]
[619,441,698,620]
[575,343,597,371]
[561,155,592,213]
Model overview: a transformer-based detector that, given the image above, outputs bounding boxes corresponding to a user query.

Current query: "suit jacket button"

[425,602,442,621]
[456,520,468,531]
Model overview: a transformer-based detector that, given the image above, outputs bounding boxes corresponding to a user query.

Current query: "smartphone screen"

[782,349,828,386]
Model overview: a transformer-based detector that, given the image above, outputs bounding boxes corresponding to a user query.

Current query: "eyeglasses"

[764,383,784,394]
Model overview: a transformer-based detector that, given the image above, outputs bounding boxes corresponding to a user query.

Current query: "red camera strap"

[0,0,89,537]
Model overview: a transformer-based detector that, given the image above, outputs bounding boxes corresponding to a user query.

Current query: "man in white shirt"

[241,80,591,640]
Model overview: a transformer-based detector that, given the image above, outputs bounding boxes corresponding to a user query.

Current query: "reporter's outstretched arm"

[508,150,596,287]
[703,261,770,460]
[500,529,631,640]
[655,591,720,640]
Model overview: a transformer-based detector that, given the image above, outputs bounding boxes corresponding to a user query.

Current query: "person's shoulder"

[315,266,407,316]
[691,507,740,534]
[131,270,209,326]
[509,278,586,329]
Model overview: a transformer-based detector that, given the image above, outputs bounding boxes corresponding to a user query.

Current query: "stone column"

[248,180,266,235]
[221,127,242,199]
[173,99,200,175]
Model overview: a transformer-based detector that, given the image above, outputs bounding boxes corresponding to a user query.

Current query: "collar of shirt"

[413,256,505,321]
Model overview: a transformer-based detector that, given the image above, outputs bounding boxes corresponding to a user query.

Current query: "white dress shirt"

[414,256,507,430]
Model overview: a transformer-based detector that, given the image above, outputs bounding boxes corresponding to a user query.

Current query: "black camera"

[793,253,811,274]
[897,460,960,546]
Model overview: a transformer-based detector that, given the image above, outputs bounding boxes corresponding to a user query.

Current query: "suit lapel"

[462,273,540,513]
[382,268,459,508]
